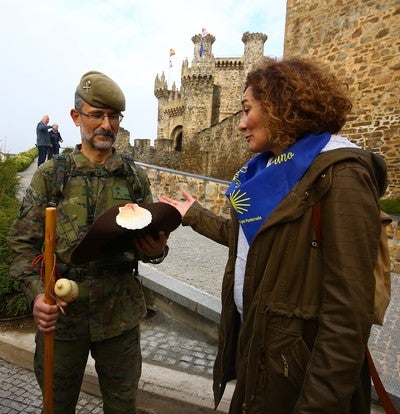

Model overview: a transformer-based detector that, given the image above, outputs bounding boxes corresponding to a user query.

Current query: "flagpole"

[168,58,171,87]
[168,49,176,87]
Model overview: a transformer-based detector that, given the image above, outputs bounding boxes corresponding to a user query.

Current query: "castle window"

[175,133,183,152]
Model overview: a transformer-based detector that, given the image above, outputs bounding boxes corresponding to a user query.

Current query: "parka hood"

[315,147,388,198]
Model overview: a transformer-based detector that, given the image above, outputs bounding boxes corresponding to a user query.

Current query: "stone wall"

[137,162,231,216]
[284,0,400,198]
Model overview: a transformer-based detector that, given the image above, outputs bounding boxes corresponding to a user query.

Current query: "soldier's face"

[71,103,118,152]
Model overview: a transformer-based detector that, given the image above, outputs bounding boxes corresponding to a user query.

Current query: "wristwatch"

[148,246,169,264]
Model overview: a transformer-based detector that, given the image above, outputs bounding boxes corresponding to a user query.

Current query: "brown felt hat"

[71,202,181,265]
[76,71,126,112]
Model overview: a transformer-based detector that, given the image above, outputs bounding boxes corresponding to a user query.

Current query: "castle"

[116,0,399,197]
[120,31,270,181]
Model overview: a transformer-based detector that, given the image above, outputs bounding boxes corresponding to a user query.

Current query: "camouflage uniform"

[8,146,153,413]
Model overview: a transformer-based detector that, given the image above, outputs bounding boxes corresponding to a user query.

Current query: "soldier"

[8,71,169,413]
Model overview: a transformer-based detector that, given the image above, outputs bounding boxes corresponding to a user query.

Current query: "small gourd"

[54,278,79,302]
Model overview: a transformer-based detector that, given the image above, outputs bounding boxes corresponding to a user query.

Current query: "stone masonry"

[284,0,399,197]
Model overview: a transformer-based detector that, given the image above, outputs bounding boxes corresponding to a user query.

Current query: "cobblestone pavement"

[0,358,103,413]
[0,310,217,413]
[141,311,216,377]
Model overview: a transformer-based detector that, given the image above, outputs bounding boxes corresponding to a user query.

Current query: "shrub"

[0,158,30,318]
[61,146,74,155]
[9,147,38,172]
[380,198,400,216]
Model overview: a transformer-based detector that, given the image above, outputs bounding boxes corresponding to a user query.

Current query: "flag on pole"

[201,28,210,37]
[199,43,204,57]
[169,49,176,68]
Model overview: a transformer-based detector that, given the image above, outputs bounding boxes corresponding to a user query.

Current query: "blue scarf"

[226,132,331,244]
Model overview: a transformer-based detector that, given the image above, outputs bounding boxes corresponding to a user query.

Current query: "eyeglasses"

[77,110,123,125]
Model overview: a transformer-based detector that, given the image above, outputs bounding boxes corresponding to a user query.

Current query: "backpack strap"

[48,153,70,207]
[49,153,144,207]
[366,348,398,413]
[120,154,147,275]
[121,154,144,203]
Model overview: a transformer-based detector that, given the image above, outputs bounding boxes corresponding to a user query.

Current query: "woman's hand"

[158,191,195,218]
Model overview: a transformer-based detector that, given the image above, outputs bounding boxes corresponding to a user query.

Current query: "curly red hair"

[244,57,353,148]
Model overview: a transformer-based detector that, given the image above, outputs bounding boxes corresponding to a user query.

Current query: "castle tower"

[154,72,169,138]
[190,33,216,70]
[242,31,268,72]
[180,33,217,145]
[151,31,269,176]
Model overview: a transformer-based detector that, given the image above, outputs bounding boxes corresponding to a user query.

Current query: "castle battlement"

[215,58,243,69]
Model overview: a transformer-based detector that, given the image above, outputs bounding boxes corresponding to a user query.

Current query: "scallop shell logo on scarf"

[229,189,250,214]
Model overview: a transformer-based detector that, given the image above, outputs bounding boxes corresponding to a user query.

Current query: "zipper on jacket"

[258,350,267,386]
[281,354,289,377]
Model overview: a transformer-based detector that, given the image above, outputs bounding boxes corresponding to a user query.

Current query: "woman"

[160,57,387,413]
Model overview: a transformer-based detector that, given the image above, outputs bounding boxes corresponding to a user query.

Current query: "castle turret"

[154,72,169,138]
[154,71,168,99]
[242,32,268,71]
[181,59,189,78]
[179,33,218,144]
[190,33,216,73]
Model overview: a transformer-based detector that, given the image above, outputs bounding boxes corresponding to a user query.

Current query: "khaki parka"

[182,148,387,414]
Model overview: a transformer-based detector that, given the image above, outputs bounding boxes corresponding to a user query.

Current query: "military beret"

[76,70,126,112]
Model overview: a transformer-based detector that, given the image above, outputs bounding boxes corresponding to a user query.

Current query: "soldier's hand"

[32,293,63,332]
[133,231,167,259]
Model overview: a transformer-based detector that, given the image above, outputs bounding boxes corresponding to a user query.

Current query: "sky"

[0,0,287,155]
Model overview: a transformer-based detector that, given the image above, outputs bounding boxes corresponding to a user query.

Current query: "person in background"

[47,123,63,160]
[8,71,169,413]
[36,114,52,166]
[160,57,387,413]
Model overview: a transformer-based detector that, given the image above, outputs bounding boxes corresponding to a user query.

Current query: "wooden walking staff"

[43,207,57,413]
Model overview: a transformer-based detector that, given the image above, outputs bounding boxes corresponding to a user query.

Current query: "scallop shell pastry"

[116,203,152,230]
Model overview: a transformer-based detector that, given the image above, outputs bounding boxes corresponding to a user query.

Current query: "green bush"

[61,146,74,155]
[0,158,30,318]
[9,147,38,172]
[380,198,400,216]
